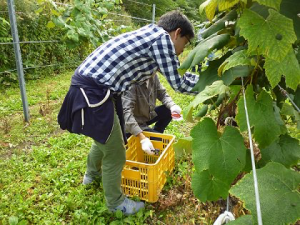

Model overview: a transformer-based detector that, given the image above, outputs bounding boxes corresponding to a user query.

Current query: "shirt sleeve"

[121,87,143,136]
[155,75,175,109]
[149,34,199,95]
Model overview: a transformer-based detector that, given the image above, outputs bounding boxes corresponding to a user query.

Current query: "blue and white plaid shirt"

[78,24,199,94]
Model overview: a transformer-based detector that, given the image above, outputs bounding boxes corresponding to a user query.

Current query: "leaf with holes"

[236,85,281,148]
[264,49,300,91]
[191,118,246,186]
[230,162,300,225]
[259,134,300,168]
[237,9,297,61]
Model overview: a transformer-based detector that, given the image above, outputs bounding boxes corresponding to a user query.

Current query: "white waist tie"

[80,87,111,129]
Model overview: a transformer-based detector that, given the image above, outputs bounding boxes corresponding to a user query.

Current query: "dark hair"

[157,11,195,39]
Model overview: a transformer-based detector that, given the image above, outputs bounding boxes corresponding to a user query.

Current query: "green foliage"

[218,49,251,75]
[184,80,229,122]
[122,0,206,25]
[259,134,300,168]
[200,9,237,39]
[236,85,282,148]
[264,48,300,90]
[238,9,297,62]
[178,33,230,75]
[0,72,153,224]
[253,0,282,11]
[191,118,246,201]
[178,0,300,223]
[230,162,300,225]
[173,136,193,158]
[36,0,127,49]
[0,1,83,87]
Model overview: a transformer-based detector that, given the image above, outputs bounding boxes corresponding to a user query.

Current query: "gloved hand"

[140,138,155,155]
[170,105,182,114]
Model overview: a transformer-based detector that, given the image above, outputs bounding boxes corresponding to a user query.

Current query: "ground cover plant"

[0,69,250,224]
[1,0,299,224]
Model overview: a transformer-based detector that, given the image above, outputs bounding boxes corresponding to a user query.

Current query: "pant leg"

[86,109,126,209]
[147,105,172,133]
[86,142,103,179]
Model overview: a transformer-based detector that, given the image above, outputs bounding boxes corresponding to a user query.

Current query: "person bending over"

[58,10,198,216]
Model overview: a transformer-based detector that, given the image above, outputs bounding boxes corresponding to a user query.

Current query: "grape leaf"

[253,0,282,11]
[191,118,246,183]
[259,134,300,168]
[230,162,300,225]
[281,102,300,125]
[191,56,226,93]
[218,50,251,75]
[222,66,252,86]
[273,103,288,134]
[218,0,240,11]
[173,136,193,158]
[200,0,240,21]
[236,85,281,148]
[199,0,218,21]
[192,170,230,202]
[178,34,230,75]
[264,49,300,91]
[237,9,297,61]
[228,215,253,225]
[201,10,237,39]
[183,81,229,121]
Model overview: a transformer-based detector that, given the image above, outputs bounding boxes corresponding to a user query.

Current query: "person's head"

[157,11,194,55]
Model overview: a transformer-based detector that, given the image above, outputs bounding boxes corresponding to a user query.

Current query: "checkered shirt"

[78,24,199,94]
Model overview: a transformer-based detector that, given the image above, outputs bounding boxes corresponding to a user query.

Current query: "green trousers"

[86,109,126,209]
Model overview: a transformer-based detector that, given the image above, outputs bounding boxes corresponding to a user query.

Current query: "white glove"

[213,211,235,225]
[170,105,182,114]
[140,138,155,155]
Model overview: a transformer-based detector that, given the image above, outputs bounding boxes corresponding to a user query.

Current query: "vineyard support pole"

[7,0,30,122]
[152,4,156,24]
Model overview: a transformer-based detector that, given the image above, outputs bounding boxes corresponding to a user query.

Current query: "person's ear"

[174,28,181,40]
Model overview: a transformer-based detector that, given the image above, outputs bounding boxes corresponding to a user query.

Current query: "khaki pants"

[85,109,126,209]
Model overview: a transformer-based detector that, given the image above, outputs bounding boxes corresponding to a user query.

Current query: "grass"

[0,69,227,225]
[1,63,299,224]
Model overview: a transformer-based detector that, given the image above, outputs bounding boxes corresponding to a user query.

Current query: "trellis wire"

[0,40,60,45]
[107,12,152,22]
[1,1,156,122]
[278,84,300,112]
[241,77,263,225]
[0,61,81,75]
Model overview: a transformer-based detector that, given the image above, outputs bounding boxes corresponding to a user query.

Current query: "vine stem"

[241,77,263,225]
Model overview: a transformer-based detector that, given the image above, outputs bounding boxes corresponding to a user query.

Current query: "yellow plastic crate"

[121,131,175,203]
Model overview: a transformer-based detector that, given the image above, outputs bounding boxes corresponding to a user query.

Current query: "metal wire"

[277,84,300,112]
[0,61,80,74]
[241,77,263,225]
[0,40,60,45]
[107,12,152,22]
